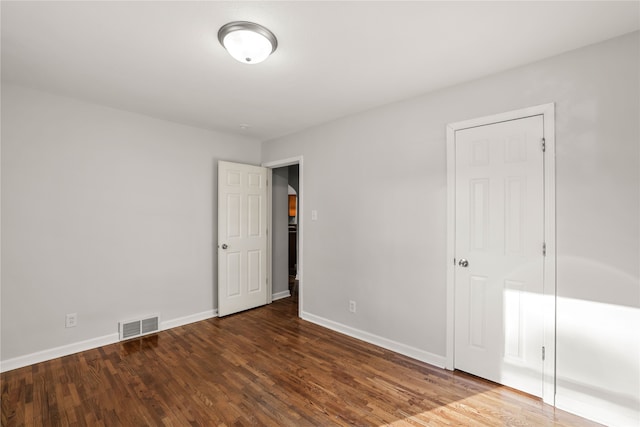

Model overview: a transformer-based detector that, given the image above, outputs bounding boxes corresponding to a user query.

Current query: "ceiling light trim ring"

[218,21,278,54]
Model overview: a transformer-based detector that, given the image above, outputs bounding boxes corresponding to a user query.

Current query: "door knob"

[221,243,228,250]
[458,258,469,267]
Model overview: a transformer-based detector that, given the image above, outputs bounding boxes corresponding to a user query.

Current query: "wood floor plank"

[2,296,602,426]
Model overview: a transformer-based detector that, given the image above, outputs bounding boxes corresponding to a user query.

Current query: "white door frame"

[262,156,304,315]
[445,103,556,405]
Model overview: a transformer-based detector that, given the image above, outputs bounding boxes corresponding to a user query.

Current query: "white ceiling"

[2,1,638,141]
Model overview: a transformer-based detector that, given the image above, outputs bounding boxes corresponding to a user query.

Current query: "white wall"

[262,32,639,426]
[1,84,261,366]
[1,30,637,427]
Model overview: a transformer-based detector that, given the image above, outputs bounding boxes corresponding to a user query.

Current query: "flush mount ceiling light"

[218,21,278,64]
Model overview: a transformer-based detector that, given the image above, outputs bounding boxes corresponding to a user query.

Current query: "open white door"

[218,161,269,317]
[454,115,545,397]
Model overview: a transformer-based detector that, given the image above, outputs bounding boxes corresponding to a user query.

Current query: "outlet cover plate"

[65,313,77,328]
[349,300,356,313]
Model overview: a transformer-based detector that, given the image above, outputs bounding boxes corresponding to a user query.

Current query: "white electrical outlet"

[349,300,356,313]
[65,313,78,328]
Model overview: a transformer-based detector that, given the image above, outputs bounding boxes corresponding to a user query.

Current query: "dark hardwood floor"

[2,295,600,426]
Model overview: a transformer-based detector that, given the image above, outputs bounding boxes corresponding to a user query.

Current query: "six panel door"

[218,161,268,317]
[454,115,545,397]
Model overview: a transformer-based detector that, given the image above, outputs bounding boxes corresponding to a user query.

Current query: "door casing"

[445,103,556,405]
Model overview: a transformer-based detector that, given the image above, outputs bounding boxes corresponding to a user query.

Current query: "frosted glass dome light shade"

[218,21,278,64]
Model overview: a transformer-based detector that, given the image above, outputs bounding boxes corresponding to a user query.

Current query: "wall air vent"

[119,314,160,341]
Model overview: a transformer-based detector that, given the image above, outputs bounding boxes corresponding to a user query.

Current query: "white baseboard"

[272,290,291,301]
[1,306,446,375]
[0,333,119,373]
[300,311,447,369]
[161,309,217,330]
[1,309,219,373]
[556,393,640,427]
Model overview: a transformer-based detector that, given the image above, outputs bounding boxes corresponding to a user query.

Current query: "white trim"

[301,311,447,368]
[555,394,637,427]
[0,309,219,373]
[160,309,217,330]
[541,104,556,406]
[445,103,556,405]
[448,104,552,130]
[0,333,120,373]
[262,157,301,169]
[262,156,304,316]
[272,290,291,301]
[266,167,273,304]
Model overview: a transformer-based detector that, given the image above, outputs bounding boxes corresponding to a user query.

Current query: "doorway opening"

[264,157,303,316]
[287,180,299,295]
